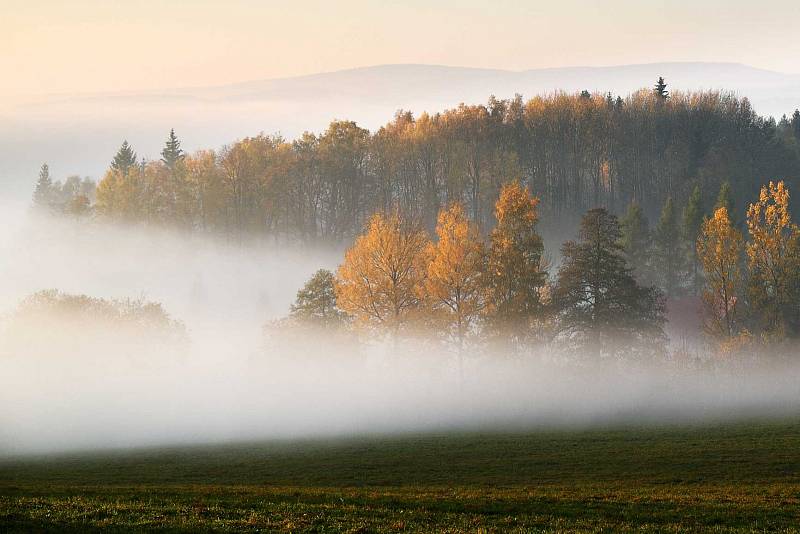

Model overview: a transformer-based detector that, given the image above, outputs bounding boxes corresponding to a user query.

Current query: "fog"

[1,203,799,456]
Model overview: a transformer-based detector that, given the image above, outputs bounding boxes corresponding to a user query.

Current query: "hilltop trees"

[110,141,138,176]
[161,129,185,170]
[553,208,665,357]
[32,164,54,210]
[50,87,798,243]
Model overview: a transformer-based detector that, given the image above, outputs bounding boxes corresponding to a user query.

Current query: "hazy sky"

[2,0,799,98]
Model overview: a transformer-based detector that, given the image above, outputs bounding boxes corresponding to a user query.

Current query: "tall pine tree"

[161,129,185,170]
[32,163,54,209]
[619,202,652,285]
[653,196,686,297]
[110,141,138,177]
[682,184,705,295]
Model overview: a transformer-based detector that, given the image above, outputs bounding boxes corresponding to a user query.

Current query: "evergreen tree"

[32,163,55,209]
[161,129,185,170]
[553,208,665,357]
[290,269,346,328]
[619,202,652,284]
[653,196,686,296]
[682,184,705,294]
[654,77,669,100]
[715,181,738,227]
[110,141,138,177]
[793,109,800,140]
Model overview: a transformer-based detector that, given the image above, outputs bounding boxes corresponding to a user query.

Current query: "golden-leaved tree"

[423,203,485,358]
[335,210,430,338]
[697,207,744,341]
[745,181,800,339]
[482,181,547,348]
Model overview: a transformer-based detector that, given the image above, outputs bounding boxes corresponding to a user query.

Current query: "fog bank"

[1,210,798,455]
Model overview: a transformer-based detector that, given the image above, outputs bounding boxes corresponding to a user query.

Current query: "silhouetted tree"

[553,208,665,357]
[110,141,138,177]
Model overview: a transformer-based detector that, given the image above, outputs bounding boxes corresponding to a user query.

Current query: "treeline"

[32,80,800,243]
[277,180,800,360]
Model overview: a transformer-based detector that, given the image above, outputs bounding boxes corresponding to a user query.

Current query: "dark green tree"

[110,141,138,177]
[553,208,665,357]
[619,202,652,285]
[32,163,55,209]
[653,196,686,296]
[290,269,346,327]
[161,129,185,170]
[715,181,738,227]
[792,109,800,140]
[654,77,669,100]
[682,184,705,294]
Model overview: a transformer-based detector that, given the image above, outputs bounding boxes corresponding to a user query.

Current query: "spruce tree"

[619,202,652,285]
[553,208,665,357]
[110,141,138,177]
[654,77,669,100]
[792,109,800,140]
[653,196,686,297]
[682,184,705,295]
[32,163,54,209]
[161,129,185,170]
[716,181,738,227]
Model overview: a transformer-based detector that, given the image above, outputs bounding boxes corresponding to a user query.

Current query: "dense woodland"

[33,79,800,246]
[31,79,800,359]
[278,179,800,361]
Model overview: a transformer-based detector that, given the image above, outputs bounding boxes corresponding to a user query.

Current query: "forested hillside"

[34,81,800,244]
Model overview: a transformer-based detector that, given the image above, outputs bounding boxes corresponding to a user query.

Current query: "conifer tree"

[161,129,185,170]
[792,109,800,140]
[653,196,685,296]
[553,208,665,357]
[32,163,54,209]
[654,77,669,100]
[110,141,138,177]
[482,182,547,348]
[716,181,738,227]
[682,184,705,294]
[619,202,652,284]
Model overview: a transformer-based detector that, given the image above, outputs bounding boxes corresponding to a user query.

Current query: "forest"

[32,79,800,246]
[29,79,800,360]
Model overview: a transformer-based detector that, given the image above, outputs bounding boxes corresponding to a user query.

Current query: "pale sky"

[2,0,799,98]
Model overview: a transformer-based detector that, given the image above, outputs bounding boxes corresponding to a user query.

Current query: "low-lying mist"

[1,205,799,456]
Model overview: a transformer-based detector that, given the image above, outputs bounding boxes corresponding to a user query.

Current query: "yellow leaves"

[334,210,430,334]
[494,181,539,228]
[697,207,743,340]
[423,203,485,340]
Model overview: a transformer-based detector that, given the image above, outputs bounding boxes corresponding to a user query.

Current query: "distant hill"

[2,62,799,194]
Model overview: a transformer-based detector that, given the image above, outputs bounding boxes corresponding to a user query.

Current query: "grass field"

[2,418,800,532]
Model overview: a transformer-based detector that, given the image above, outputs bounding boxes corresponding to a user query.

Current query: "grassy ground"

[1,419,799,532]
